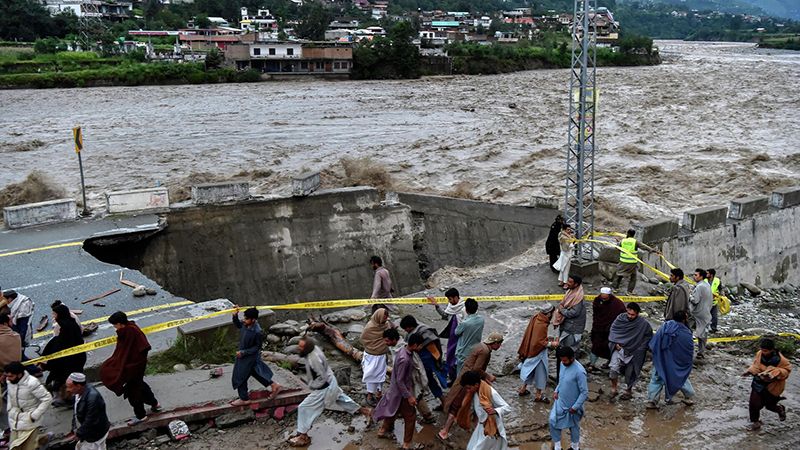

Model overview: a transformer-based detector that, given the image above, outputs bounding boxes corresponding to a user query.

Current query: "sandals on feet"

[534,396,550,404]
[518,389,531,397]
[288,435,311,447]
[126,416,147,427]
[377,431,395,440]
[620,392,633,401]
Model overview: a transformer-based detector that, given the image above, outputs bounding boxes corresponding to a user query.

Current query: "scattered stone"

[287,336,302,345]
[349,311,367,321]
[154,435,171,445]
[508,103,517,109]
[272,406,286,421]
[173,364,188,372]
[285,319,299,326]
[345,323,365,335]
[347,425,355,433]
[132,285,147,297]
[142,429,158,442]
[740,282,762,296]
[145,287,157,295]
[269,323,300,336]
[587,391,601,402]
[283,345,300,355]
[216,410,255,429]
[190,358,202,368]
[266,334,281,344]
[335,366,351,386]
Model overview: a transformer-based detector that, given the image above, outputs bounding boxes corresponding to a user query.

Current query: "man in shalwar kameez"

[359,308,392,405]
[289,337,371,447]
[458,370,512,450]
[517,303,556,402]
[428,288,466,383]
[549,347,588,450]
[230,307,281,406]
[608,302,653,400]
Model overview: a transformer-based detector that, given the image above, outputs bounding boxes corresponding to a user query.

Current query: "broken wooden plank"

[81,288,122,304]
[120,280,138,289]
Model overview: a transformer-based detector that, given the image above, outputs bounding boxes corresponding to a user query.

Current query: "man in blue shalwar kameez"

[230,307,281,406]
[549,346,588,450]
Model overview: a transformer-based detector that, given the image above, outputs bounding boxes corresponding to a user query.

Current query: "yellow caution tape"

[32,300,195,340]
[0,241,84,258]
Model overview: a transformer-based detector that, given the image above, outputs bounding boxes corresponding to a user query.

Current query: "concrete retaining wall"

[396,192,557,278]
[3,198,76,229]
[106,188,169,214]
[192,182,250,204]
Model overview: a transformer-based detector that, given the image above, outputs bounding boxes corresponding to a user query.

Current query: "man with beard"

[588,287,626,373]
[373,333,424,449]
[99,312,161,426]
[548,347,588,450]
[289,337,371,447]
[517,303,557,402]
[608,303,653,400]
[664,268,690,321]
[400,315,446,410]
[427,288,466,383]
[4,361,51,450]
[552,275,586,357]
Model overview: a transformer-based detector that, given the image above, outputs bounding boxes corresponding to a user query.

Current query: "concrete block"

[569,260,599,278]
[3,198,76,229]
[291,171,320,196]
[384,191,400,206]
[530,195,560,210]
[191,182,250,204]
[728,196,769,220]
[106,187,169,214]
[682,205,728,232]
[770,186,800,209]
[635,217,680,243]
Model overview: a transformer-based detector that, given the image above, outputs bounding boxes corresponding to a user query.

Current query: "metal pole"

[78,151,89,216]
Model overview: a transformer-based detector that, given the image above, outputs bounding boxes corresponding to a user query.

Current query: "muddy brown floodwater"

[1,41,799,224]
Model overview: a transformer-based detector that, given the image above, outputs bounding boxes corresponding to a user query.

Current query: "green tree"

[295,2,331,41]
[0,0,55,41]
[205,47,224,69]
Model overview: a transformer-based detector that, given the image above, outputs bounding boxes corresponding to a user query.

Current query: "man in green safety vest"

[612,229,661,295]
[707,268,721,333]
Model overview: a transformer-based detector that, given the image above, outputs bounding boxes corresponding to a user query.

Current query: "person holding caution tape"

[612,229,661,296]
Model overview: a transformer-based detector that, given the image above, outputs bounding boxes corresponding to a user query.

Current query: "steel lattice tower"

[565,0,597,261]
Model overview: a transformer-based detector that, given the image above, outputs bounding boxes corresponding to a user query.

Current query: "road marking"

[10,269,121,291]
[0,241,84,258]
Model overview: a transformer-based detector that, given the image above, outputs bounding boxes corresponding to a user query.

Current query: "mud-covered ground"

[120,258,799,450]
[2,41,799,226]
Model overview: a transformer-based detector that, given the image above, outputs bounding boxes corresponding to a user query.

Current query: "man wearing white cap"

[66,373,110,450]
[588,287,626,373]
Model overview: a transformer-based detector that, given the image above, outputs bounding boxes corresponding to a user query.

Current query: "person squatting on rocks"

[588,287,626,373]
[457,370,512,450]
[39,303,85,407]
[546,215,565,274]
[99,311,161,427]
[4,361,51,450]
[549,346,588,450]
[690,268,713,359]
[427,288,467,383]
[400,315,447,410]
[517,303,557,403]
[612,229,660,295]
[359,307,393,406]
[230,306,281,406]
[289,337,371,447]
[647,311,695,409]
[373,332,423,449]
[552,275,586,358]
[553,224,574,287]
[439,331,504,441]
[65,372,110,450]
[742,338,792,431]
[454,298,484,378]
[664,268,690,321]
[608,302,653,400]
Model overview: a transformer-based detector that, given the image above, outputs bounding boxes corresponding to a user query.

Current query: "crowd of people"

[0,249,794,450]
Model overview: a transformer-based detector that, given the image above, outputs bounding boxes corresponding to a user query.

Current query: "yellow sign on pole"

[72,126,83,153]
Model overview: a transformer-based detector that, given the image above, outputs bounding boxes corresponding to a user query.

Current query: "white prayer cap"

[600,287,612,295]
[540,303,554,314]
[68,372,86,383]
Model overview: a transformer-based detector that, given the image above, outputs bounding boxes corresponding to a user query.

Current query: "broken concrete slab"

[106,187,169,214]
[728,196,770,220]
[292,171,321,196]
[3,198,76,229]
[770,186,800,209]
[192,182,251,204]
[635,217,680,243]
[682,205,728,232]
[216,410,255,429]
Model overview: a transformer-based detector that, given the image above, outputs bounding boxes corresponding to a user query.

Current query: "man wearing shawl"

[552,275,586,354]
[455,298,484,377]
[373,333,424,450]
[608,303,653,400]
[458,370,512,450]
[646,311,695,409]
[742,338,792,431]
[588,287,626,373]
[400,315,447,409]
[664,268,691,321]
[439,332,504,441]
[549,347,588,450]
[517,303,556,402]
[428,288,466,383]
[359,307,392,405]
[290,337,371,447]
[230,307,281,406]
[100,311,160,426]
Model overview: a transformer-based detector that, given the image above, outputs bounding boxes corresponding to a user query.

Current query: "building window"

[253,48,261,55]
[333,62,340,69]
[269,48,276,55]
[287,48,294,56]
[315,61,323,70]
[301,61,308,70]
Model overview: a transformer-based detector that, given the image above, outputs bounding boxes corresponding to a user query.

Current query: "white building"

[250,42,302,59]
[43,0,132,20]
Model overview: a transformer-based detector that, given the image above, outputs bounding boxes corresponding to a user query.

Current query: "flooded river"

[1,41,799,223]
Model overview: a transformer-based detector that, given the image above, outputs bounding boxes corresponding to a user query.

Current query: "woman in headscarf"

[40,303,86,407]
[359,307,392,405]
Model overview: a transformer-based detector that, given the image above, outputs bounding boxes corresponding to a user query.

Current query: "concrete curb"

[2,198,76,229]
[106,188,169,214]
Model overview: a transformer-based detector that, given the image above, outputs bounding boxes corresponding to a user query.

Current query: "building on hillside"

[43,0,132,20]
[240,8,278,32]
[225,41,353,76]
